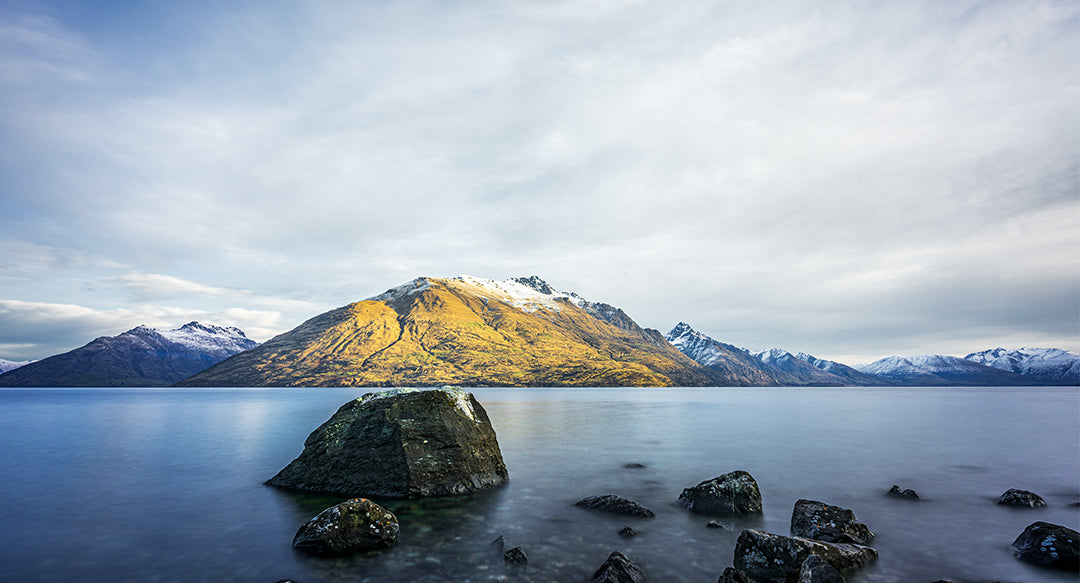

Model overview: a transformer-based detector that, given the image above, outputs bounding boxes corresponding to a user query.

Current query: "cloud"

[119,273,251,301]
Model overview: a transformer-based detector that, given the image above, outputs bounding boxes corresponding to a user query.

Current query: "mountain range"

[2,275,1077,387]
[0,322,258,387]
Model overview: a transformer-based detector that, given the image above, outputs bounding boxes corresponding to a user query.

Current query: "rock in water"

[504,546,528,565]
[592,551,647,583]
[678,470,763,515]
[1010,521,1079,571]
[790,499,874,545]
[797,555,845,583]
[576,495,656,518]
[886,485,918,500]
[267,387,508,497]
[733,529,877,583]
[292,498,398,555]
[997,488,1047,508]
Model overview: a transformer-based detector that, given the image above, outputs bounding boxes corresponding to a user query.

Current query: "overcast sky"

[1,0,1077,365]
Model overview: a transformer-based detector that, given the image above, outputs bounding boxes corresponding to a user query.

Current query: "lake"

[0,387,1076,582]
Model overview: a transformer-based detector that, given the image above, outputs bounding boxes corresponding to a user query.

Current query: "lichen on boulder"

[790,499,874,545]
[733,529,877,583]
[267,387,508,498]
[677,470,762,515]
[292,498,398,555]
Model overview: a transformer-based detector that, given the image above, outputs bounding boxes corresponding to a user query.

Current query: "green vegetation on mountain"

[179,277,716,387]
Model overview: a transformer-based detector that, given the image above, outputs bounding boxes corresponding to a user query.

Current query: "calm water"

[0,387,1077,582]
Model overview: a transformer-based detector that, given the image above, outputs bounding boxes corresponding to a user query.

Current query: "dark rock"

[797,555,845,583]
[273,580,299,583]
[490,535,506,551]
[790,499,874,545]
[718,567,760,583]
[267,388,508,498]
[886,485,919,500]
[624,463,647,469]
[504,546,528,565]
[707,520,727,529]
[733,529,877,583]
[291,498,398,555]
[997,488,1047,508]
[678,470,763,515]
[576,495,655,518]
[592,551,647,583]
[1010,521,1079,571]
[619,526,639,537]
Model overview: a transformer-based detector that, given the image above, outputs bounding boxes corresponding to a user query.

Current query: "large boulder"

[790,499,874,545]
[267,387,508,497]
[592,551,647,583]
[733,529,877,583]
[292,498,398,555]
[576,495,655,518]
[1010,521,1079,571]
[997,488,1047,508]
[678,470,763,515]
[797,555,845,583]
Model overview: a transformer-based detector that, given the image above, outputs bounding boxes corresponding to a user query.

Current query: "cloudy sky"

[1,0,1076,365]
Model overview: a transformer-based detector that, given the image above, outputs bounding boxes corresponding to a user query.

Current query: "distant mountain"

[794,352,888,386]
[752,348,852,386]
[179,276,717,387]
[0,358,32,373]
[964,347,1080,385]
[665,322,786,386]
[0,322,259,387]
[854,354,1030,386]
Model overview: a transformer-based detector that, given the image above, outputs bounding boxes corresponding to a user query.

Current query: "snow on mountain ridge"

[964,347,1079,384]
[0,358,33,373]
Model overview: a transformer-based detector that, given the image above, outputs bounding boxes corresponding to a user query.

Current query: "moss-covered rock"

[292,498,398,555]
[267,387,508,498]
[790,499,874,545]
[733,529,876,583]
[677,470,762,515]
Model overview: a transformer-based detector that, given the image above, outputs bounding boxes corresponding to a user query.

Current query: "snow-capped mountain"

[795,352,887,386]
[0,322,259,387]
[751,348,851,386]
[0,358,32,373]
[854,354,1029,386]
[666,323,790,386]
[964,347,1080,385]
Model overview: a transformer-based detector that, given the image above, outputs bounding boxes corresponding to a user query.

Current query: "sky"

[0,0,1077,365]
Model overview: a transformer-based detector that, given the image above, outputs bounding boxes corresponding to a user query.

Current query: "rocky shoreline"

[270,389,1079,582]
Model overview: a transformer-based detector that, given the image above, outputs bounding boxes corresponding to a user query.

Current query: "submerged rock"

[797,555,845,583]
[504,546,528,565]
[619,526,640,537]
[997,489,1047,508]
[1010,521,1079,571]
[886,485,919,500]
[267,387,508,498]
[790,499,874,545]
[678,470,763,515]
[592,551,647,583]
[576,495,656,518]
[292,498,398,555]
[733,529,877,583]
[717,567,759,583]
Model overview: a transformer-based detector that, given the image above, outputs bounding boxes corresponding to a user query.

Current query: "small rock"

[707,520,727,529]
[997,488,1047,508]
[798,555,845,583]
[490,535,506,551]
[576,495,655,518]
[678,470,763,515]
[619,526,640,537]
[1010,521,1079,571]
[886,485,919,500]
[273,580,299,583]
[624,463,647,469]
[790,499,874,545]
[733,529,876,583]
[291,498,398,555]
[717,567,757,582]
[504,546,528,565]
[592,551,647,583]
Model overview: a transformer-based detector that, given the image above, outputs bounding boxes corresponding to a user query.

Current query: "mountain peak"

[511,276,557,295]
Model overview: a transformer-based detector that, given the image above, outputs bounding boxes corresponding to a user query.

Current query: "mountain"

[751,348,857,386]
[665,322,787,386]
[964,347,1080,385]
[854,354,1030,386]
[794,352,889,386]
[0,322,259,387]
[0,358,32,373]
[179,276,717,387]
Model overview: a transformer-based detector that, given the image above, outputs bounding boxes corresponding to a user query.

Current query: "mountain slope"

[179,276,717,387]
[0,322,258,387]
[665,322,787,386]
[964,347,1080,385]
[854,354,1030,386]
[794,352,889,386]
[751,348,854,386]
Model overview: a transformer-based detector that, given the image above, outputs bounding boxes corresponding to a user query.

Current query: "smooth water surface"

[0,387,1076,582]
